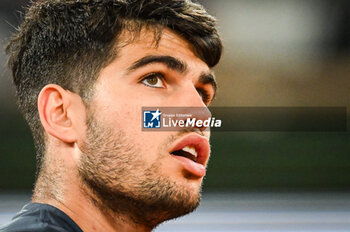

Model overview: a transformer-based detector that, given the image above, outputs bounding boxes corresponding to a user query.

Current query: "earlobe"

[38,84,78,143]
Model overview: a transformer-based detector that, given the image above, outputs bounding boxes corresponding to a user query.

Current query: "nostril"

[198,107,211,125]
[186,106,212,132]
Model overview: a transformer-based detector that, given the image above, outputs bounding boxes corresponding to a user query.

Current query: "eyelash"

[140,72,212,104]
[196,88,211,104]
[140,72,166,88]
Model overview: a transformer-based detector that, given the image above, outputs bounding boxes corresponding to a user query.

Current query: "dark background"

[0,0,349,192]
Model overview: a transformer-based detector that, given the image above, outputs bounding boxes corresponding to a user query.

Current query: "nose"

[174,85,212,132]
[174,81,208,107]
[191,106,212,132]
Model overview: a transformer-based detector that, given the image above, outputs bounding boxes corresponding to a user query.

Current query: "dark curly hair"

[5,0,222,175]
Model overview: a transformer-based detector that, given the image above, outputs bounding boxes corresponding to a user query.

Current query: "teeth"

[182,146,198,158]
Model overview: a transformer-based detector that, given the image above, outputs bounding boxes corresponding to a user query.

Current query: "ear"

[38,84,79,143]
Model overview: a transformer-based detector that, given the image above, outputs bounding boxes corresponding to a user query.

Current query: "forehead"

[114,28,210,72]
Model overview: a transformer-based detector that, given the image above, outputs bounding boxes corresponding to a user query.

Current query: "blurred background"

[1,0,350,231]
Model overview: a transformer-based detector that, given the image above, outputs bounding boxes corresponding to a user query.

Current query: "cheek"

[94,80,175,160]
[139,132,171,152]
[95,105,168,164]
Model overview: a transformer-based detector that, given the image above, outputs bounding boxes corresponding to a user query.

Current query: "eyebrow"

[126,55,188,74]
[126,54,217,100]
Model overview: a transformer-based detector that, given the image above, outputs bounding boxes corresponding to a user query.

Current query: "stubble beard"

[77,111,202,228]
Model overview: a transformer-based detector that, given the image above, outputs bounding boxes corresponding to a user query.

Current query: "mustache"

[161,127,208,153]
[176,127,205,137]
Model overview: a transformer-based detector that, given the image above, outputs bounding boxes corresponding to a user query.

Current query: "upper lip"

[169,133,210,166]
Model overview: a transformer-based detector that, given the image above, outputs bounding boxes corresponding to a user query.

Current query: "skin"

[34,28,216,232]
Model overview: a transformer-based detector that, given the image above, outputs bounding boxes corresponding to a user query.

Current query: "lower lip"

[170,155,206,177]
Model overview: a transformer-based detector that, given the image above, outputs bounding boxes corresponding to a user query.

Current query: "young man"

[1,0,222,231]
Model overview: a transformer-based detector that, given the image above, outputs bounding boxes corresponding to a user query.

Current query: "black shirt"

[0,203,83,232]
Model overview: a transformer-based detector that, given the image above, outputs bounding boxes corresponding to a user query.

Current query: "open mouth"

[171,146,198,163]
[168,133,210,177]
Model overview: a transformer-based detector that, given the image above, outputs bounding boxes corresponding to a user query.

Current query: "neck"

[32,152,152,232]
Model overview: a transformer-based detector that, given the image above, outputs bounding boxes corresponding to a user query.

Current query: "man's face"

[78,28,216,226]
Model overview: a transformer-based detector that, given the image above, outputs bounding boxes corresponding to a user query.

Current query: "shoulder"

[0,203,82,232]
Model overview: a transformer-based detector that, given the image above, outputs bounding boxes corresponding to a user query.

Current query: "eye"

[141,73,165,88]
[196,88,211,105]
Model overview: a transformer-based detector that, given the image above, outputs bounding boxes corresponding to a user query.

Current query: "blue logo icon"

[143,109,161,128]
